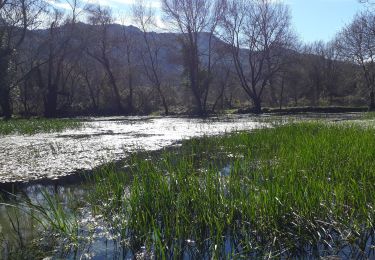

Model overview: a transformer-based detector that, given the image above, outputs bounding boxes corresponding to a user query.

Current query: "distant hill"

[16,22,362,114]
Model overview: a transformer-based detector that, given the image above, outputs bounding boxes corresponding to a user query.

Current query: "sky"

[286,0,368,43]
[72,0,368,43]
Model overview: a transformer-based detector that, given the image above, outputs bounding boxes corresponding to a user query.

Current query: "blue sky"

[76,0,368,43]
[286,0,367,43]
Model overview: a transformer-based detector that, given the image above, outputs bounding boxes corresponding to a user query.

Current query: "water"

[0,115,270,184]
[0,113,370,259]
[0,113,363,184]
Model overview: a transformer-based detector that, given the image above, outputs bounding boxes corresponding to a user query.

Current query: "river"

[0,113,363,184]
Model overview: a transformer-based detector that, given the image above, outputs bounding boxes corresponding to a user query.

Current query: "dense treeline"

[0,0,372,118]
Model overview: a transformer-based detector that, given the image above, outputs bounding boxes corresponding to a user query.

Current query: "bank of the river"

[0,118,82,136]
[1,120,375,259]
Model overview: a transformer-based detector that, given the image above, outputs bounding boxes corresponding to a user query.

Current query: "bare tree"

[76,58,104,112]
[211,61,232,112]
[161,0,224,116]
[35,0,84,117]
[85,5,125,114]
[359,0,375,4]
[323,42,341,105]
[221,0,294,113]
[118,15,136,114]
[303,41,327,106]
[0,0,7,10]
[37,10,65,117]
[62,0,82,23]
[336,12,375,110]
[133,0,169,115]
[0,0,45,118]
[15,41,46,116]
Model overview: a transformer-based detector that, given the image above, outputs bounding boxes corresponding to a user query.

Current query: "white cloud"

[80,0,161,9]
[46,0,72,10]
[48,0,166,31]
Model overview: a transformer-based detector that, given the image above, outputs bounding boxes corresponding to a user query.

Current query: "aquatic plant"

[85,122,375,258]
[3,121,375,258]
[0,190,82,259]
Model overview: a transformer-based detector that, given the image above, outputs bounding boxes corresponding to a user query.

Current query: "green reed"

[85,122,375,258]
[4,121,375,258]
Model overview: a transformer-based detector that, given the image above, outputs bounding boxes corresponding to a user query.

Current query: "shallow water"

[1,113,373,259]
[0,115,268,183]
[0,113,363,184]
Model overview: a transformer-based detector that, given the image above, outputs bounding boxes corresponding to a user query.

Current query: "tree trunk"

[0,88,11,119]
[253,97,262,114]
[190,70,203,115]
[194,95,204,116]
[184,41,204,116]
[37,64,59,118]
[279,76,285,110]
[212,81,226,112]
[188,61,203,115]
[269,77,278,107]
[106,67,123,114]
[159,90,169,116]
[85,76,98,112]
[128,74,134,114]
[23,81,29,116]
[370,90,375,111]
[0,54,12,119]
[44,84,58,118]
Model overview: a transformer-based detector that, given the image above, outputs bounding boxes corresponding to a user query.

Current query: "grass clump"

[85,122,375,258]
[0,190,85,259]
[0,118,82,135]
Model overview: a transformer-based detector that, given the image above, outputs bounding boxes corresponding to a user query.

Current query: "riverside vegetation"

[0,118,82,135]
[1,121,375,258]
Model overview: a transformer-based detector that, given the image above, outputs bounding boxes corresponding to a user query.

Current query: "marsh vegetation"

[1,119,375,259]
[2,0,375,258]
[0,118,82,136]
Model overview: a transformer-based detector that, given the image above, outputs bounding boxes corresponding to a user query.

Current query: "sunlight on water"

[0,115,268,183]
[0,113,364,183]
